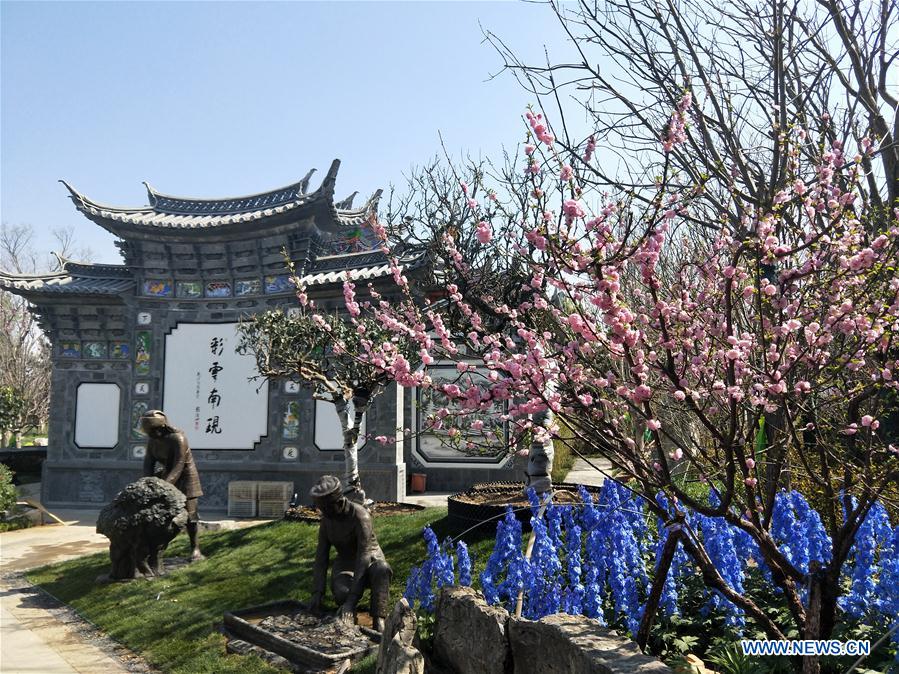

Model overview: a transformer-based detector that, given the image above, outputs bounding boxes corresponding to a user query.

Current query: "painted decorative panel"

[60,342,81,358]
[132,445,146,459]
[264,275,292,294]
[282,401,300,439]
[131,401,149,440]
[110,342,130,359]
[282,446,299,461]
[142,279,173,297]
[135,331,152,375]
[235,279,261,296]
[205,281,232,298]
[176,281,203,298]
[83,342,107,359]
[137,312,152,325]
[134,382,150,395]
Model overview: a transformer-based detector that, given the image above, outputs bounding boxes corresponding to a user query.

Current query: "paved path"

[1,510,132,673]
[1,506,268,673]
[563,456,614,487]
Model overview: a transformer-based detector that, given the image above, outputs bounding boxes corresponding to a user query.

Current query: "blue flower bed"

[403,480,899,666]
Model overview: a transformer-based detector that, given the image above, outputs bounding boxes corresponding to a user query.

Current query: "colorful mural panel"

[60,341,81,358]
[142,279,173,297]
[235,278,262,296]
[205,281,232,298]
[110,342,130,359]
[176,281,203,298]
[135,331,152,375]
[265,275,293,294]
[83,342,108,359]
[131,401,149,439]
[282,401,300,439]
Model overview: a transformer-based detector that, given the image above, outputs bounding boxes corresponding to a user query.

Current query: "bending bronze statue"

[309,475,392,631]
[140,410,204,561]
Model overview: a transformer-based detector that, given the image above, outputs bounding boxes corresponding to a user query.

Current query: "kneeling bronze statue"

[308,475,392,631]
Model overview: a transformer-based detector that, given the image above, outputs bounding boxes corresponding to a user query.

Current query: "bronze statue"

[140,410,204,561]
[308,475,392,631]
[96,477,187,580]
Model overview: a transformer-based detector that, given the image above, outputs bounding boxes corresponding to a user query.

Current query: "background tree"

[237,269,417,504]
[359,106,898,671]
[0,224,91,447]
[487,0,897,218]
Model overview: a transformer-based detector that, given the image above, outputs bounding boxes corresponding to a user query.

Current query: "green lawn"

[27,507,497,674]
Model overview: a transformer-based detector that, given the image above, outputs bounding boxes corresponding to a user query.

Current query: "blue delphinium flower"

[579,485,602,531]
[524,515,562,619]
[417,526,441,611]
[564,519,585,615]
[696,502,746,628]
[789,491,831,571]
[771,491,804,571]
[595,480,647,635]
[526,486,542,515]
[481,507,528,610]
[546,499,564,550]
[873,525,899,659]
[842,501,892,619]
[654,494,691,617]
[457,540,472,587]
[435,536,456,590]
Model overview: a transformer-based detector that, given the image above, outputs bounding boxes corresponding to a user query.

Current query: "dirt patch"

[446,481,605,530]
[451,486,587,508]
[258,612,371,656]
[284,501,425,523]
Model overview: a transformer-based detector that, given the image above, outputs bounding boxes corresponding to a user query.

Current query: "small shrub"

[0,463,17,512]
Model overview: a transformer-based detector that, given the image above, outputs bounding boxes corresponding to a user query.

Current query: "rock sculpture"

[377,598,424,674]
[308,475,392,631]
[96,476,187,580]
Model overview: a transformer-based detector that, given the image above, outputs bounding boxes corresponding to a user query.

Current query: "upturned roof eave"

[60,159,381,238]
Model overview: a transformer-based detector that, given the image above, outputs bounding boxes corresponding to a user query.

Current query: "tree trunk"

[334,398,364,504]
[801,563,825,674]
[637,524,683,650]
[335,393,371,504]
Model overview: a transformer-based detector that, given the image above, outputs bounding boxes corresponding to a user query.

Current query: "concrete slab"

[563,457,614,487]
[401,492,453,508]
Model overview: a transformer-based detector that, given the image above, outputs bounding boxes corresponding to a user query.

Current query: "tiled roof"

[300,248,427,287]
[60,160,381,234]
[0,270,134,296]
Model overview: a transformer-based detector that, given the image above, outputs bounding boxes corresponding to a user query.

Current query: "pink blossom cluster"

[526,110,555,146]
[661,91,691,153]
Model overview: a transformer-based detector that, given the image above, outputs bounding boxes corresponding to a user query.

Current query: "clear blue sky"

[1,1,575,265]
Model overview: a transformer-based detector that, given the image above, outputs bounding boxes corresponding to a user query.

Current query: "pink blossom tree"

[338,102,898,669]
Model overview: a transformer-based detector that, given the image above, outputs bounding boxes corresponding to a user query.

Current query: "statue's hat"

[310,475,342,499]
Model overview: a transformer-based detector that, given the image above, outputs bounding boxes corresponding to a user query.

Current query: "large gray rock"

[433,586,512,674]
[96,477,188,580]
[508,613,672,674]
[377,598,424,674]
